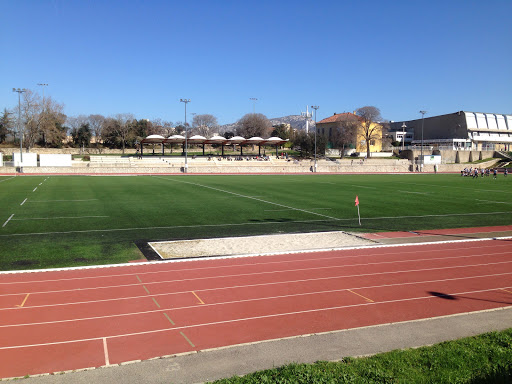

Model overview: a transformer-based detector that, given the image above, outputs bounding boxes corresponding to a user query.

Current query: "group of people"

[207,155,270,162]
[461,167,507,179]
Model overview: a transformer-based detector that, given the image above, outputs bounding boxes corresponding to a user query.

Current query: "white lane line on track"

[20,198,27,206]
[1,274,509,329]
[152,176,342,222]
[103,338,110,366]
[2,214,14,228]
[0,286,509,350]
[1,257,510,299]
[1,242,508,286]
[2,236,511,276]
[11,216,109,221]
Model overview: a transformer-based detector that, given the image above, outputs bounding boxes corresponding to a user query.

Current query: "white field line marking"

[397,190,430,195]
[396,181,510,194]
[103,338,110,366]
[1,273,510,327]
[264,208,331,212]
[319,182,336,185]
[2,214,14,228]
[4,210,511,239]
[152,176,342,222]
[1,256,510,299]
[476,199,512,205]
[11,216,109,221]
[0,286,509,350]
[27,199,99,203]
[32,187,37,192]
[347,184,378,190]
[1,240,510,286]
[1,235,511,277]
[20,198,27,206]
[0,176,16,184]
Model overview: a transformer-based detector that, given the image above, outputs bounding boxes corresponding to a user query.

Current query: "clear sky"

[1,0,511,125]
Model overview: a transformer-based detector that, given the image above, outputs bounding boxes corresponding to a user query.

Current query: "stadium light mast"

[311,105,319,173]
[301,106,312,134]
[401,122,407,151]
[180,99,191,173]
[419,110,427,172]
[13,88,27,172]
[249,98,257,114]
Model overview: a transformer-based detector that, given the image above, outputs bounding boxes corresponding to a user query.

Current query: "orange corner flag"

[355,195,359,206]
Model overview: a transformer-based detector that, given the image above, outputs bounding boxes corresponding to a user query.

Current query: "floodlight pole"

[401,122,407,151]
[250,98,257,114]
[419,110,427,172]
[311,105,319,172]
[13,88,27,172]
[180,99,191,173]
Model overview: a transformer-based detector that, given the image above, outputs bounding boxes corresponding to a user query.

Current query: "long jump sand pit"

[150,231,375,259]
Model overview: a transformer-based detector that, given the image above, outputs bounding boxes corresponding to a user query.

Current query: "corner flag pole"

[355,195,361,226]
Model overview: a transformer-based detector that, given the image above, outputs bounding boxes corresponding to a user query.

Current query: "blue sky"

[1,0,511,125]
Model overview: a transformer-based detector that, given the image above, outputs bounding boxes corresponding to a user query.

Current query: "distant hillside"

[218,115,315,134]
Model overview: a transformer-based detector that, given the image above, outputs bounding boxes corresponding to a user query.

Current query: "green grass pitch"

[0,173,511,271]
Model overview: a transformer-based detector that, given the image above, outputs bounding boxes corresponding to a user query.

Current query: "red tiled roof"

[317,112,362,124]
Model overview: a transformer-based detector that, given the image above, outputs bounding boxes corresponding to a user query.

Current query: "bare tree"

[113,113,135,154]
[355,106,383,158]
[332,114,359,156]
[192,114,218,137]
[87,114,106,149]
[236,113,272,138]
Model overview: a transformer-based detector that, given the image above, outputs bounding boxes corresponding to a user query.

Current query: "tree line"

[1,88,385,157]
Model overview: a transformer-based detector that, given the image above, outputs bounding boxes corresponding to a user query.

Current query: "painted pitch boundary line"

[0,176,15,183]
[0,286,510,351]
[1,246,511,290]
[152,176,343,222]
[2,214,14,228]
[32,187,38,192]
[27,199,99,203]
[1,273,510,327]
[2,236,512,276]
[20,198,27,206]
[11,216,109,221]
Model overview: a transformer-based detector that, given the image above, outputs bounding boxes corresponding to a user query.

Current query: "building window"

[370,140,375,146]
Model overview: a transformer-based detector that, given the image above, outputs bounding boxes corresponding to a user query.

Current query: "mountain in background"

[218,115,315,134]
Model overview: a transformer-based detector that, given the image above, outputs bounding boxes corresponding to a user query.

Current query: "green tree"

[271,124,291,140]
[0,108,14,143]
[71,123,92,148]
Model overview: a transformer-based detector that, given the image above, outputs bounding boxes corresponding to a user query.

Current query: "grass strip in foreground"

[213,328,512,383]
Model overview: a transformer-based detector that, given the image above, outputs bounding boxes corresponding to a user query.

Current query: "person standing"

[493,168,497,179]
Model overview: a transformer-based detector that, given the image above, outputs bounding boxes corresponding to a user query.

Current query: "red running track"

[0,238,512,378]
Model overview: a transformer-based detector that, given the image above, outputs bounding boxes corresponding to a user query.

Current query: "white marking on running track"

[32,187,37,192]
[1,257,510,299]
[103,338,110,366]
[1,235,511,276]
[11,216,109,221]
[2,214,14,228]
[0,286,508,350]
[0,176,15,183]
[20,198,27,206]
[0,273,510,328]
[1,241,507,286]
[152,176,342,222]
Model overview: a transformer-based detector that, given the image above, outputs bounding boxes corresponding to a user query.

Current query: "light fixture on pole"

[419,110,427,172]
[12,88,27,172]
[311,105,319,172]
[249,98,257,114]
[401,122,407,151]
[180,99,191,173]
